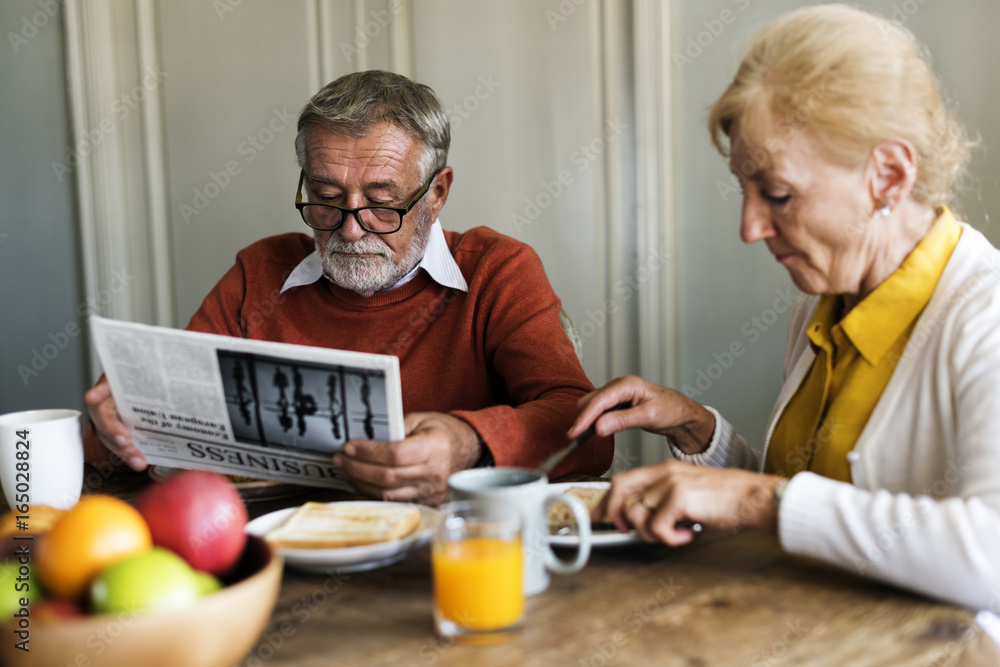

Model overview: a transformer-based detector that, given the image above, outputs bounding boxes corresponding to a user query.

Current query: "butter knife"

[539,402,630,475]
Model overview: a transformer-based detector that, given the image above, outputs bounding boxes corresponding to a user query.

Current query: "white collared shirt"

[280,220,469,294]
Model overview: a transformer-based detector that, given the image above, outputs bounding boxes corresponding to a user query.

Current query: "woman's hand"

[594,460,785,545]
[567,375,716,455]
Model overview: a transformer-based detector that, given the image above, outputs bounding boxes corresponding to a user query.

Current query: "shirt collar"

[840,208,960,363]
[281,220,468,294]
[806,208,961,365]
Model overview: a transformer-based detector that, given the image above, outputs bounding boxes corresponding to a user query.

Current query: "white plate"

[246,502,441,573]
[547,481,641,548]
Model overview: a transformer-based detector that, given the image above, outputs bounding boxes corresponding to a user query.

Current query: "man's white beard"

[318,207,432,297]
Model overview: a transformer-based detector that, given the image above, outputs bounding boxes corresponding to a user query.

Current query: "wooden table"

[85,470,1000,665]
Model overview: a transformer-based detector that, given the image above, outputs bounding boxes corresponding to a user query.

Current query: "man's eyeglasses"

[294,168,442,235]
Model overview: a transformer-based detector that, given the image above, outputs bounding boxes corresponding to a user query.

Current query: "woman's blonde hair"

[708,4,974,208]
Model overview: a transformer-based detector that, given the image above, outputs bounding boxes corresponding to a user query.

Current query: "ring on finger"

[625,493,656,512]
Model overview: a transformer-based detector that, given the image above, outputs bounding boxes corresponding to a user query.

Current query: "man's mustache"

[324,238,391,260]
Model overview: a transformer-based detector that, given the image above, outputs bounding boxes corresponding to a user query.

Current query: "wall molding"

[136,0,173,329]
[587,0,611,386]
[389,0,413,77]
[62,0,100,380]
[634,0,677,464]
[64,0,174,380]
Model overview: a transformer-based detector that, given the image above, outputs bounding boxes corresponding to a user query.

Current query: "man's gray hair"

[295,70,450,181]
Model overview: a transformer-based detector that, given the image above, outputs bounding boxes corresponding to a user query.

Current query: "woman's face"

[730,125,876,296]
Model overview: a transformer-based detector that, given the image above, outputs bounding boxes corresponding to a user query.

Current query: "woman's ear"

[868,140,918,211]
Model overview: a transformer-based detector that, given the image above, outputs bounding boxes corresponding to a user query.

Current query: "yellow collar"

[807,208,961,365]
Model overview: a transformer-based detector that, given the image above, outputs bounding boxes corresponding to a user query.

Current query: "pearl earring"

[879,205,891,218]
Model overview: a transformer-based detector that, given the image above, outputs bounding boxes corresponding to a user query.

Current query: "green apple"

[193,570,222,596]
[0,558,40,618]
[90,547,202,614]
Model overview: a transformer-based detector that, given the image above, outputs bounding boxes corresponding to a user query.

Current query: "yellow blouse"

[765,209,962,481]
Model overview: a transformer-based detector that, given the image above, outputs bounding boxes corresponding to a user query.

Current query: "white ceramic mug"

[448,467,592,596]
[0,409,84,510]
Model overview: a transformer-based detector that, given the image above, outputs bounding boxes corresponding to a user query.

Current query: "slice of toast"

[548,486,607,532]
[265,502,421,549]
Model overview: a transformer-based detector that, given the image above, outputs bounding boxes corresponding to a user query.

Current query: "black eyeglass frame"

[294,167,443,235]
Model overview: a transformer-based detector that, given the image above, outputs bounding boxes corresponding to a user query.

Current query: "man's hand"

[84,377,148,471]
[332,412,483,506]
[594,460,784,545]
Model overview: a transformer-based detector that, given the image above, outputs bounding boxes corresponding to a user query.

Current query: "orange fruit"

[35,495,152,599]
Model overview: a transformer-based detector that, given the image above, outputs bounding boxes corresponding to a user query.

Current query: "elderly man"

[85,70,613,504]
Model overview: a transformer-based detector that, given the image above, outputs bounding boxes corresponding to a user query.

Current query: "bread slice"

[265,502,421,549]
[548,486,607,532]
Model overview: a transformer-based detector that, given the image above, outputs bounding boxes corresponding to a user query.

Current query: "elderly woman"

[570,4,1000,612]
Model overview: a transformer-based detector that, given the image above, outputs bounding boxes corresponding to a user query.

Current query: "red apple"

[134,471,247,576]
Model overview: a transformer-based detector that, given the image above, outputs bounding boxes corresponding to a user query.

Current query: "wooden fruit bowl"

[1,536,282,667]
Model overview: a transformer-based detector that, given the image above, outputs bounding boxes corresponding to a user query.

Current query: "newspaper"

[89,316,404,489]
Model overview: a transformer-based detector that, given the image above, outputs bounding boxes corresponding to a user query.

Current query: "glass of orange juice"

[432,500,524,643]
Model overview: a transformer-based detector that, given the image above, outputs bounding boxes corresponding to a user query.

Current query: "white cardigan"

[676,222,1000,612]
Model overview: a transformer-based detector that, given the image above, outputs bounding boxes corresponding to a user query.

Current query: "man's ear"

[868,140,918,211]
[427,166,454,221]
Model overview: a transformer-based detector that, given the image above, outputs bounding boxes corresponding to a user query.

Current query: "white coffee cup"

[0,409,84,510]
[448,467,592,596]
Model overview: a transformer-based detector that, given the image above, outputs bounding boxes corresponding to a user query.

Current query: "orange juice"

[432,536,524,631]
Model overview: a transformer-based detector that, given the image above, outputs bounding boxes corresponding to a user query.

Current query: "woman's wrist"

[664,401,716,455]
[751,475,786,534]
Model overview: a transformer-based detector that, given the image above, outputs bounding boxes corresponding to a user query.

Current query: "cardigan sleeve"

[778,473,1000,610]
[667,406,760,471]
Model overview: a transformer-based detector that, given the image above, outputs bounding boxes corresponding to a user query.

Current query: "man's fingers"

[98,416,131,446]
[337,412,475,506]
[88,397,148,470]
[334,453,397,487]
[83,375,148,471]
[94,433,146,471]
[337,460,443,504]
[344,476,421,502]
[334,450,433,488]
[85,380,113,405]
[343,438,427,467]
[119,446,148,471]
[403,411,432,434]
[94,415,143,465]
[88,383,129,442]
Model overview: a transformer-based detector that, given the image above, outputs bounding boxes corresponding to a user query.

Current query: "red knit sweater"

[121,227,610,477]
